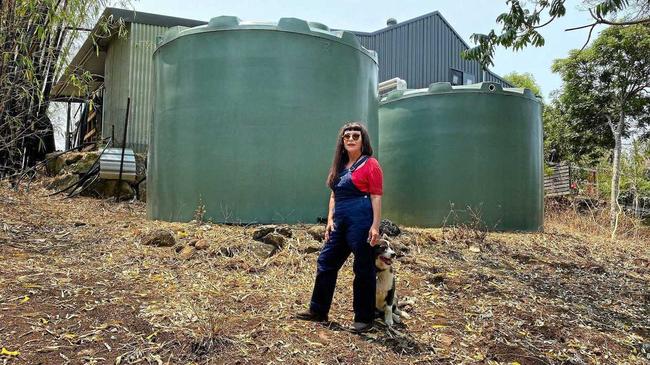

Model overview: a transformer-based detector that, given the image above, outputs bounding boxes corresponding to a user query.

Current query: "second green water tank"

[379,82,543,231]
[148,17,378,223]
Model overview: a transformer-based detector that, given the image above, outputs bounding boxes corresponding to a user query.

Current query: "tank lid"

[156,16,377,62]
[381,82,540,104]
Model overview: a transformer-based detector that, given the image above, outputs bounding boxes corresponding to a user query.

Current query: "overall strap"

[349,155,369,172]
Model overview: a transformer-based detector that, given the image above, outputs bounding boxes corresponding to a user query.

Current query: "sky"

[132,0,602,100]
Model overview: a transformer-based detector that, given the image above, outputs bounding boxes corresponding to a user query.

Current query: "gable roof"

[51,8,206,100]
[352,11,510,87]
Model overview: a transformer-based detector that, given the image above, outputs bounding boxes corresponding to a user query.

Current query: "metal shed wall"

[128,23,168,152]
[103,24,132,145]
[354,12,511,89]
[102,22,169,153]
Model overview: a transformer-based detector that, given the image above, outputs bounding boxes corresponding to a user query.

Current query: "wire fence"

[545,163,650,218]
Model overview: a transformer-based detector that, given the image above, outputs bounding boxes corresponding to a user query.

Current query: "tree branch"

[606,115,616,135]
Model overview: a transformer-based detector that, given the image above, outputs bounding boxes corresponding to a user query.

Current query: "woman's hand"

[368,194,382,246]
[324,220,335,242]
[368,224,380,246]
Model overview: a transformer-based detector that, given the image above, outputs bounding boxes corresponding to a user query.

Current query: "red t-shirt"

[351,157,383,195]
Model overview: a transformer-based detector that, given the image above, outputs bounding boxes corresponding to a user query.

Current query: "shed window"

[450,69,463,86]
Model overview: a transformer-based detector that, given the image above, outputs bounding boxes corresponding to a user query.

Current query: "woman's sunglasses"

[342,132,362,141]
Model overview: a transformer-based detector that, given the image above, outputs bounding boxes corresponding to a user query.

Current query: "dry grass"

[0,180,648,364]
[545,197,650,241]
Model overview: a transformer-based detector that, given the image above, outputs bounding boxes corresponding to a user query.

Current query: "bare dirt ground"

[1,181,648,364]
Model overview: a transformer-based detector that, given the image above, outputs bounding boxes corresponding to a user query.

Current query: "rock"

[275,226,293,238]
[135,153,147,181]
[251,241,277,258]
[379,219,401,237]
[141,229,176,247]
[252,225,277,240]
[301,244,322,254]
[136,180,146,202]
[218,247,237,257]
[47,173,79,191]
[86,179,135,200]
[66,152,99,174]
[63,152,83,165]
[195,239,209,250]
[45,152,66,176]
[307,225,326,242]
[391,240,411,256]
[263,232,286,248]
[179,245,196,260]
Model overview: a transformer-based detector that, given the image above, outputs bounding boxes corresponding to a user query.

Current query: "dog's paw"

[392,313,401,324]
[384,314,394,327]
[395,309,411,319]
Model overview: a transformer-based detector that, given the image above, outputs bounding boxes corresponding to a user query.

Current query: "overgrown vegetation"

[505,24,650,234]
[0,0,126,178]
[552,24,650,232]
[464,0,650,67]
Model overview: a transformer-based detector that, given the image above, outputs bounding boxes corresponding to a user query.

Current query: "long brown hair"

[326,122,374,189]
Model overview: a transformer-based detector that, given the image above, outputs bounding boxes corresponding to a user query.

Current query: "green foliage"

[542,95,612,164]
[542,23,650,228]
[621,139,650,196]
[463,0,650,68]
[503,72,542,99]
[0,1,129,175]
[551,24,650,229]
[552,24,650,136]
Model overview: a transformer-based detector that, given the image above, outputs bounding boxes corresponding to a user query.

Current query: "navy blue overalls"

[309,155,376,323]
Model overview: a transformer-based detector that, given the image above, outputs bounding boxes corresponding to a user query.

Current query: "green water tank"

[379,82,543,231]
[148,17,378,223]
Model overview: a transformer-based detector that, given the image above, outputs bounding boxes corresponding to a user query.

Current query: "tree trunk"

[609,114,625,236]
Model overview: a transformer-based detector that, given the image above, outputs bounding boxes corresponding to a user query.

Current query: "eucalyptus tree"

[552,24,650,235]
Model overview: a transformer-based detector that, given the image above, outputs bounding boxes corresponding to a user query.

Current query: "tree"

[464,0,650,68]
[503,72,543,98]
[620,139,650,216]
[552,24,650,234]
[543,93,613,164]
[0,0,125,178]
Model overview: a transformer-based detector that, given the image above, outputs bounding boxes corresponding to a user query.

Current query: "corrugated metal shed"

[51,8,206,152]
[102,22,169,152]
[352,11,512,88]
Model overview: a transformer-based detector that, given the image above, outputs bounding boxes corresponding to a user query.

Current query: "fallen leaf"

[1,347,20,356]
[19,295,30,304]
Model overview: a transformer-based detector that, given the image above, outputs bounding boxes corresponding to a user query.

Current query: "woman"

[297,122,383,333]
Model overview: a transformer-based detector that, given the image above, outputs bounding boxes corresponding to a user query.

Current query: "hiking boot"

[351,321,374,333]
[296,309,328,322]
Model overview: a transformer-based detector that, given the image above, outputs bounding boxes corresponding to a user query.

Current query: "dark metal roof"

[51,8,206,100]
[350,11,511,88]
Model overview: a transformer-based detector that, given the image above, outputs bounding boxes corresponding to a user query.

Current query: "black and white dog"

[374,238,410,327]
